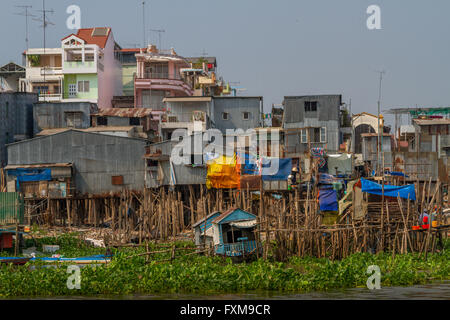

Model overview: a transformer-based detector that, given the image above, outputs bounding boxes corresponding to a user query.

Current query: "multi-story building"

[134,45,193,108]
[61,27,123,108]
[19,48,64,102]
[283,95,345,155]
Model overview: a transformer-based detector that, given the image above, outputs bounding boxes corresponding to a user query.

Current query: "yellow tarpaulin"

[206,154,240,189]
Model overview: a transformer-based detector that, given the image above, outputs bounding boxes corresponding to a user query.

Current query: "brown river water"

[15,280,449,300]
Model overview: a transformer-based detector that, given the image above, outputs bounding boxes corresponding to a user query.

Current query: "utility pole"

[149,29,165,50]
[14,5,35,51]
[376,70,385,176]
[142,1,146,48]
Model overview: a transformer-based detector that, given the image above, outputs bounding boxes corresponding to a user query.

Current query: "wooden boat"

[0,257,31,265]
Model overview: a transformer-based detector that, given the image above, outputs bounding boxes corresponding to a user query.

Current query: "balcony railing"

[40,67,63,76]
[64,61,96,69]
[215,240,258,257]
[38,93,62,101]
[138,72,182,80]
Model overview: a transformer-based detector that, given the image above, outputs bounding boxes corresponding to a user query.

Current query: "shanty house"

[33,102,95,135]
[193,211,221,249]
[211,208,259,257]
[144,133,207,187]
[6,130,147,195]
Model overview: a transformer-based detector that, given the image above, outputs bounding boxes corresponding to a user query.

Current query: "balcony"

[40,67,63,76]
[38,92,62,102]
[63,60,97,74]
[135,72,193,96]
[26,67,63,80]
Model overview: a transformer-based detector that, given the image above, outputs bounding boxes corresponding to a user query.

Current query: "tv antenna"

[194,49,208,57]
[14,5,35,51]
[33,0,54,101]
[149,29,165,50]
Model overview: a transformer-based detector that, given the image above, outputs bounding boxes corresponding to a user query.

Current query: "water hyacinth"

[0,234,448,297]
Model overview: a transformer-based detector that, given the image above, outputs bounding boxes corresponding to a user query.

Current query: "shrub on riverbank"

[0,235,448,297]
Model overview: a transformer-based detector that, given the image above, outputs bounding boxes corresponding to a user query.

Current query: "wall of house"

[145,137,207,187]
[122,64,136,96]
[0,92,37,166]
[361,136,392,162]
[283,95,341,152]
[7,130,147,194]
[212,97,262,134]
[64,74,98,100]
[166,100,210,122]
[97,33,123,109]
[33,102,93,134]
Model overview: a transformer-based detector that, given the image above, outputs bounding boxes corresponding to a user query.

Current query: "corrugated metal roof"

[93,108,157,118]
[163,97,212,102]
[5,163,72,169]
[413,119,450,125]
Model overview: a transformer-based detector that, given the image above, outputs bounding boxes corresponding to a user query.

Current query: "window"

[320,127,327,143]
[68,84,77,97]
[300,129,307,143]
[65,112,83,128]
[242,112,250,120]
[129,117,140,126]
[111,175,124,185]
[97,116,108,126]
[313,128,320,142]
[222,112,229,120]
[304,101,317,112]
[77,81,90,93]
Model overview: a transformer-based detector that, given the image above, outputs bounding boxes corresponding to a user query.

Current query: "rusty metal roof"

[93,108,156,118]
[5,163,72,169]
[413,118,450,126]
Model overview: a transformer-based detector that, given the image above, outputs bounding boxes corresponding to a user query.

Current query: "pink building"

[134,45,193,108]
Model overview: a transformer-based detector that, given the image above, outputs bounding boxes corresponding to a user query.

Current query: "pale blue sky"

[1,0,449,126]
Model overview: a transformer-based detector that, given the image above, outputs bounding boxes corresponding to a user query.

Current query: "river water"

[24,281,448,300]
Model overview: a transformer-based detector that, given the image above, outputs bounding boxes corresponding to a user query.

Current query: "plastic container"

[412,226,420,230]
[422,224,430,229]
[42,245,60,253]
[432,221,438,228]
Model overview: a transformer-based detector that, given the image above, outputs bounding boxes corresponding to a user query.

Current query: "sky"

[1,0,449,127]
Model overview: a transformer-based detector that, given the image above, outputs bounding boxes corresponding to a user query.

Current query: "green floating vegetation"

[0,234,449,297]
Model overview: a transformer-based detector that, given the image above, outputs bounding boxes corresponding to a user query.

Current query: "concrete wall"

[7,130,147,194]
[212,97,262,134]
[283,95,341,152]
[0,92,37,166]
[33,102,93,134]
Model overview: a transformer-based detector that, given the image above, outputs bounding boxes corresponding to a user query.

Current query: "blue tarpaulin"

[385,171,409,178]
[319,187,338,211]
[261,158,292,181]
[360,178,416,200]
[237,153,258,175]
[7,168,52,191]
